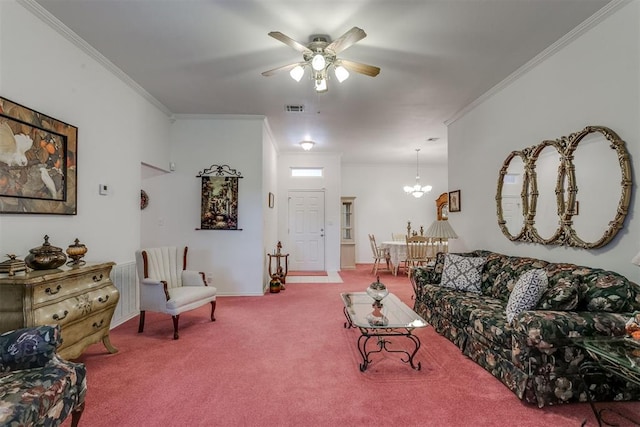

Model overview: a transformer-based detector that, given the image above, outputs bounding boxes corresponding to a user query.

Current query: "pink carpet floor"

[63,265,640,426]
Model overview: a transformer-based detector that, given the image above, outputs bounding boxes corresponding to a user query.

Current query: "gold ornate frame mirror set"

[496,126,631,249]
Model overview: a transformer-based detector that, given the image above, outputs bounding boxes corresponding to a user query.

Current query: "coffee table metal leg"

[356,330,422,371]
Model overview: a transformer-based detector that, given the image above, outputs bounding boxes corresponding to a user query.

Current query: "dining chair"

[405,235,430,277]
[368,234,391,275]
[391,233,406,241]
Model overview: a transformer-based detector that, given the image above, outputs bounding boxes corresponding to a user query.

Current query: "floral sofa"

[411,250,640,407]
[0,325,87,426]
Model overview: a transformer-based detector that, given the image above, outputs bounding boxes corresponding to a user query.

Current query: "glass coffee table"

[341,292,427,372]
[576,338,640,426]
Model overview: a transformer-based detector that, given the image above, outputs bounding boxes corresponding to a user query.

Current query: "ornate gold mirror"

[496,151,528,241]
[496,126,631,249]
[565,126,631,248]
[528,140,565,244]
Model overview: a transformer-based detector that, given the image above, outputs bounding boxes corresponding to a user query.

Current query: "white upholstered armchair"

[135,246,217,339]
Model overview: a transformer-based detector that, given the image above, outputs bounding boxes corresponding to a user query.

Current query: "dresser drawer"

[32,267,111,306]
[33,284,119,326]
[57,307,114,358]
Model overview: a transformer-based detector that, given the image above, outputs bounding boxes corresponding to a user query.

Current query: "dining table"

[379,241,407,276]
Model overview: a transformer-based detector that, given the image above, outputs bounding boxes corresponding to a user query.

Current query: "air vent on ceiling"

[285,105,305,112]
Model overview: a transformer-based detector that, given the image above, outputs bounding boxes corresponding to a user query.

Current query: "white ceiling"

[32,0,611,165]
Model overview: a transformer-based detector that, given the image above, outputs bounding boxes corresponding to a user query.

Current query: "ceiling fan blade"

[339,59,380,77]
[268,31,311,54]
[261,62,305,77]
[326,27,366,54]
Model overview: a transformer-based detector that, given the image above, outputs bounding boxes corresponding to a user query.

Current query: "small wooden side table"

[267,241,289,291]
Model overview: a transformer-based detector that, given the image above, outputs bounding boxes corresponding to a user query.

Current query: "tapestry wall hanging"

[0,96,77,214]
[197,164,242,230]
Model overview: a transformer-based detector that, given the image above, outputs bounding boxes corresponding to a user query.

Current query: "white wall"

[277,152,341,272]
[341,162,448,263]
[0,1,171,264]
[448,1,640,281]
[262,121,279,290]
[140,116,267,296]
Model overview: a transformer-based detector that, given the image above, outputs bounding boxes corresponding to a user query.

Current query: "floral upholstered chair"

[0,325,87,426]
[135,246,217,339]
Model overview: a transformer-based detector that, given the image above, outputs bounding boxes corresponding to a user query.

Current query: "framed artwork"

[0,96,77,214]
[197,164,242,230]
[268,192,274,209]
[448,190,461,213]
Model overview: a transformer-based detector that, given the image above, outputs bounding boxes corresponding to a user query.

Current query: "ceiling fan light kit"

[262,27,380,93]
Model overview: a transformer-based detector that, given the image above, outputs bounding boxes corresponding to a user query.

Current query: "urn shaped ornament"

[366,276,389,307]
[66,238,88,266]
[25,235,67,270]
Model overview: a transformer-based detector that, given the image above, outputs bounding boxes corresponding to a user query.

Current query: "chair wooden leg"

[172,315,180,340]
[373,259,379,275]
[70,402,85,427]
[138,311,146,333]
[210,301,216,321]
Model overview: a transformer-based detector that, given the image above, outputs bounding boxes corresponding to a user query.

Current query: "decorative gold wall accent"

[496,126,631,249]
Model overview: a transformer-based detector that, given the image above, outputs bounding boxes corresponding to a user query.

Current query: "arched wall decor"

[496,126,631,249]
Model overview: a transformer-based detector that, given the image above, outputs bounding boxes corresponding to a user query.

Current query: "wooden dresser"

[0,262,119,360]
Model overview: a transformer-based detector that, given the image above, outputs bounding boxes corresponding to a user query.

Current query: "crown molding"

[173,114,266,121]
[445,0,629,126]
[17,0,172,117]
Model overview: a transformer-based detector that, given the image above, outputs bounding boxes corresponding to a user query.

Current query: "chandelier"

[403,148,432,198]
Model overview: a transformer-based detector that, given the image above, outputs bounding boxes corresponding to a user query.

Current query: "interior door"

[288,191,325,271]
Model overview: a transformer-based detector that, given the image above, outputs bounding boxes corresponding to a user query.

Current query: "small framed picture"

[268,192,275,209]
[448,190,461,212]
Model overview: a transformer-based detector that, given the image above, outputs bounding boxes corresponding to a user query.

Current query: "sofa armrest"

[512,310,630,351]
[411,266,440,299]
[0,325,61,372]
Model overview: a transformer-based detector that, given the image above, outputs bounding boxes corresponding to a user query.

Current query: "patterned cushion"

[506,269,548,324]
[0,325,61,372]
[440,254,486,293]
[537,277,579,310]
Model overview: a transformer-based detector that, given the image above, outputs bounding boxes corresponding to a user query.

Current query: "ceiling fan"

[261,27,380,93]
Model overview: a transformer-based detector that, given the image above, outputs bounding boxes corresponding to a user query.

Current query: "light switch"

[99,184,109,195]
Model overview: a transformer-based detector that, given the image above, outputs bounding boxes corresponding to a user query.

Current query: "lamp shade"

[289,65,305,82]
[424,220,458,239]
[335,65,350,82]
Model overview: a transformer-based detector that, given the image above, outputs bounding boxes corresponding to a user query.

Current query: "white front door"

[288,191,325,271]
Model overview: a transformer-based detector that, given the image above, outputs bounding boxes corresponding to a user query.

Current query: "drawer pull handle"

[46,285,62,295]
[53,310,68,321]
[93,320,104,329]
[98,295,109,303]
[93,274,104,282]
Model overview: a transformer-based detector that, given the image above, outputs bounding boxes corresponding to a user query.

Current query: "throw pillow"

[506,269,549,324]
[440,254,486,293]
[537,277,579,310]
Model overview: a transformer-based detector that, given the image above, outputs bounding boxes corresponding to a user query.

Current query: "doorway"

[287,191,325,271]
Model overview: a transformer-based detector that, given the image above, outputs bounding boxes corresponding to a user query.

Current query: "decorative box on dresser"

[0,262,119,360]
